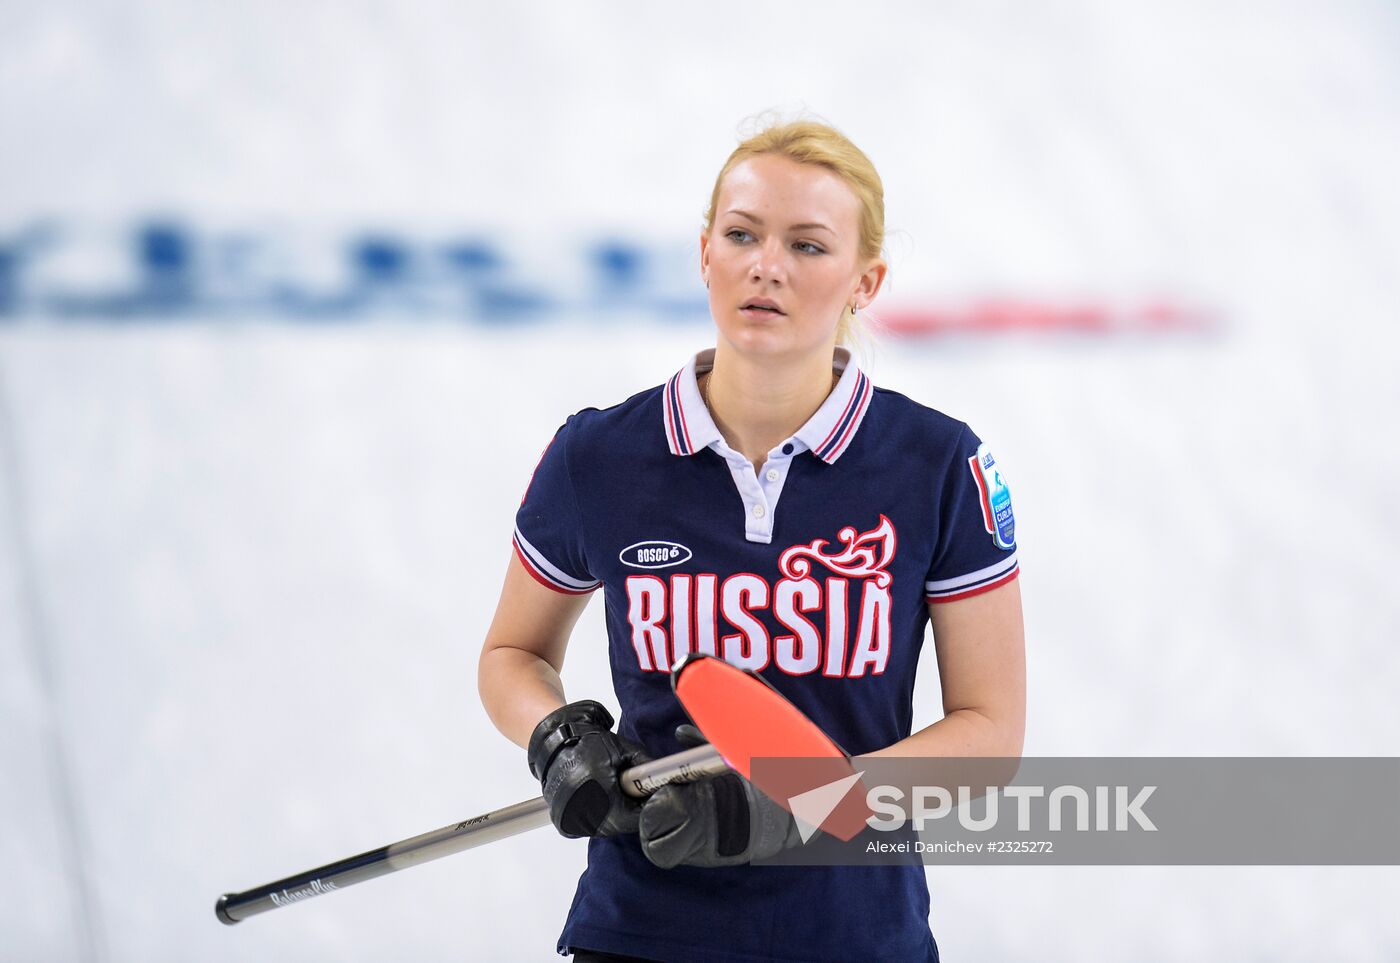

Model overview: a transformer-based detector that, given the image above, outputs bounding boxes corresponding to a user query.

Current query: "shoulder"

[554,382,667,457]
[865,385,975,459]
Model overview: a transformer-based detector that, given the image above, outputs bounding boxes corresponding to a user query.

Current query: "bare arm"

[477,551,595,748]
[862,577,1025,760]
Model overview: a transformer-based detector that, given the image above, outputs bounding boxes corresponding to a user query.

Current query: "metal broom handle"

[215,744,726,924]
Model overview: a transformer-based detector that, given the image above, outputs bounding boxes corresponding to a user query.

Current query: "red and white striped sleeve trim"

[925,553,1019,603]
[512,528,600,596]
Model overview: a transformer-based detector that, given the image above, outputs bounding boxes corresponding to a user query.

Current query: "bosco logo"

[620,540,693,570]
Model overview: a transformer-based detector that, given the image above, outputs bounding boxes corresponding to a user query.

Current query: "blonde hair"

[704,119,885,344]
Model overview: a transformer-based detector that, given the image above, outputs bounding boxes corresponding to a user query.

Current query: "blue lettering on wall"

[0,220,709,325]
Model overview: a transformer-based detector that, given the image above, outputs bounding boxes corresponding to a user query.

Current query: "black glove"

[639,724,804,868]
[527,700,650,838]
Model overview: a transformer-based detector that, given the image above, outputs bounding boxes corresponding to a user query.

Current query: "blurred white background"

[2,1,1398,960]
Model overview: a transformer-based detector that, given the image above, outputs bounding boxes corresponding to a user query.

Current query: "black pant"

[571,951,663,963]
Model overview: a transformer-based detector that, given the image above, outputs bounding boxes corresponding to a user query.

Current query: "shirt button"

[765,469,780,482]
[782,443,794,455]
[752,504,766,518]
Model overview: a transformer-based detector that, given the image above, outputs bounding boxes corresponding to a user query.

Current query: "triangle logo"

[788,772,865,844]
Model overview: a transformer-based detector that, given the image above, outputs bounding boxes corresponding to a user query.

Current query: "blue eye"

[726,229,753,244]
[794,241,825,255]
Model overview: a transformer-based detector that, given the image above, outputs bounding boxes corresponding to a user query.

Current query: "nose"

[748,236,787,285]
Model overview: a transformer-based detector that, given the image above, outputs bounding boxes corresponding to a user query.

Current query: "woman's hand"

[639,725,802,868]
[528,700,651,838]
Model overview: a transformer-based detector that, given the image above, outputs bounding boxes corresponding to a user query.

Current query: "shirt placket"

[712,439,802,544]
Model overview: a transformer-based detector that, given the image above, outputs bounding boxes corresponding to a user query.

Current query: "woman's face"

[701,153,884,362]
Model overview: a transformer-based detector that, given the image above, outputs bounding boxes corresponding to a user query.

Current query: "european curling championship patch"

[969,442,1015,550]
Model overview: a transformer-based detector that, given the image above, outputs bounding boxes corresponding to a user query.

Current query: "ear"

[699,231,711,283]
[852,257,888,311]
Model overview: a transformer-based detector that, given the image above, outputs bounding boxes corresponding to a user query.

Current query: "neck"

[704,341,840,471]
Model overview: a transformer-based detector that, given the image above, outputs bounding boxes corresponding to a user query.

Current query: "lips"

[741,299,785,315]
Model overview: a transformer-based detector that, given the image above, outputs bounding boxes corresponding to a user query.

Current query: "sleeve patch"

[968,442,1015,550]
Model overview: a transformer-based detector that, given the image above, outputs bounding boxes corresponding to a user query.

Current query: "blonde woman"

[479,120,1025,963]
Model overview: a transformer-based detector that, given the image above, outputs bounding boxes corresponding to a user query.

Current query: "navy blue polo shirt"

[513,348,1018,963]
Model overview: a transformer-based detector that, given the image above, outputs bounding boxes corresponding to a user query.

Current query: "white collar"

[661,347,874,464]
